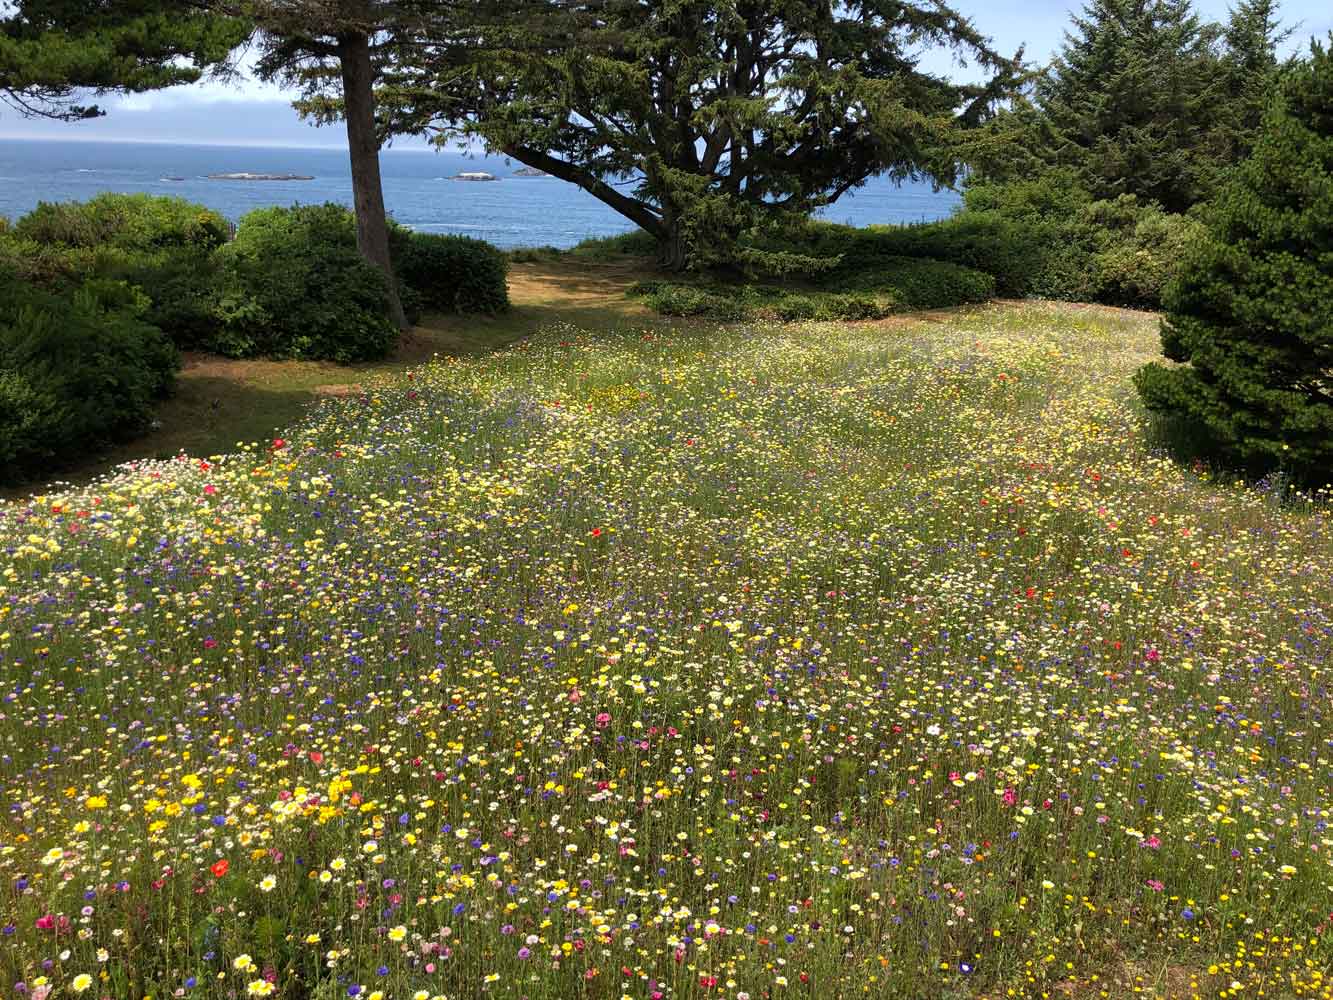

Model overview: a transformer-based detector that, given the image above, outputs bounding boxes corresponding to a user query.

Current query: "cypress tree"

[1134,37,1333,486]
[0,1,247,120]
[383,0,1022,270]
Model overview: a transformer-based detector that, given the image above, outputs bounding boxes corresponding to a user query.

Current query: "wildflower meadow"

[1,303,1330,1000]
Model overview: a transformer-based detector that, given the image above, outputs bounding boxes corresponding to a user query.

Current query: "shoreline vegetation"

[0,3,1328,997]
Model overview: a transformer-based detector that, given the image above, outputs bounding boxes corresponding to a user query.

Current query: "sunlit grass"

[1,302,1330,1000]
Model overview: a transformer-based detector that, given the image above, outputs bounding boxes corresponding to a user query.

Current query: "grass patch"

[2,301,1330,998]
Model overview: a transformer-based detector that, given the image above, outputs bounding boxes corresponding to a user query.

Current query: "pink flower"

[1146,879,1165,892]
[595,712,611,729]
[1002,787,1017,807]
[35,914,54,930]
[1142,835,1162,849]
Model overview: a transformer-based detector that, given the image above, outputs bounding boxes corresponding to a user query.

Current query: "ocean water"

[0,138,961,249]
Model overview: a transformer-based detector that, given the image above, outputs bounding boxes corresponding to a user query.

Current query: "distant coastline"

[208,171,315,181]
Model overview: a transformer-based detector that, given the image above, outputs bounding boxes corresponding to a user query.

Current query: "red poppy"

[210,859,229,878]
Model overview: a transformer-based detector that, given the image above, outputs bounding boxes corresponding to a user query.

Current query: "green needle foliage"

[0,0,247,120]
[1035,0,1224,214]
[1135,36,1333,486]
[1215,0,1294,165]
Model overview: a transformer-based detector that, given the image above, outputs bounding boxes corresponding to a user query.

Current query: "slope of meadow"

[1,303,1330,1000]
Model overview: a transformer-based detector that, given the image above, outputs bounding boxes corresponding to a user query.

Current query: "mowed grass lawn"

[1,299,1331,1000]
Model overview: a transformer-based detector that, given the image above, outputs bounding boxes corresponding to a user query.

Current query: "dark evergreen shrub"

[0,276,179,481]
[1134,38,1333,485]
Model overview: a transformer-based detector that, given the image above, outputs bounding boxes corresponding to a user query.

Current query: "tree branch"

[502,144,663,234]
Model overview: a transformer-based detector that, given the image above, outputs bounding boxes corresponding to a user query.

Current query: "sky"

[1,0,1330,149]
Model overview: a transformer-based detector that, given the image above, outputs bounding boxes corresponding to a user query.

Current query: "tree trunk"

[338,30,408,331]
[656,218,688,271]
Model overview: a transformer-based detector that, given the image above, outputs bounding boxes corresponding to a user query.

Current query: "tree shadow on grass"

[3,258,662,501]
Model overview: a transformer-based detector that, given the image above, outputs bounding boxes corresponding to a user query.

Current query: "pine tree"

[1134,37,1333,486]
[1215,0,1293,164]
[1036,0,1223,213]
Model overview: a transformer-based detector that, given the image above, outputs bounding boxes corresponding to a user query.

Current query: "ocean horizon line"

[0,134,480,154]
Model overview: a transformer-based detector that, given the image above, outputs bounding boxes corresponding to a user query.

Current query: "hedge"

[1,198,511,363]
[13,192,229,252]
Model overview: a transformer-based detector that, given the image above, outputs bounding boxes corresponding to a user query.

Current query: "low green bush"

[0,195,229,350]
[3,198,510,362]
[757,217,1032,298]
[570,230,659,260]
[120,251,224,350]
[633,283,753,320]
[0,276,179,482]
[631,255,992,322]
[213,204,398,362]
[948,177,1206,308]
[0,234,148,289]
[750,175,1201,310]
[394,232,509,314]
[506,246,563,263]
[13,192,229,252]
[826,256,996,309]
[1083,199,1207,308]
